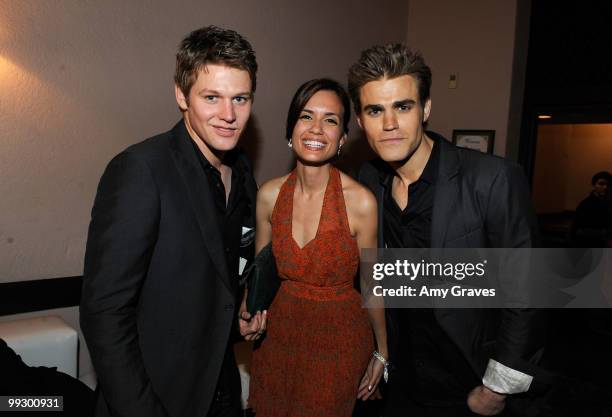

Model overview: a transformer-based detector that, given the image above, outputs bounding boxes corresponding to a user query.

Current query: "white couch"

[0,315,78,378]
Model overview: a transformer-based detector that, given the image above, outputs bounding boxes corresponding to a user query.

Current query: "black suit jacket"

[80,120,257,417]
[358,132,545,387]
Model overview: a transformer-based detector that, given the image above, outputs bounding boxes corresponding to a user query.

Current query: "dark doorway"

[518,3,612,415]
[531,118,612,247]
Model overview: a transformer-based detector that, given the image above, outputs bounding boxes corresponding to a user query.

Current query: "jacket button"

[224,304,234,311]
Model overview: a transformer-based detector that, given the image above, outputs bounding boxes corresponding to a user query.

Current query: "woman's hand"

[357,355,384,400]
[238,310,268,341]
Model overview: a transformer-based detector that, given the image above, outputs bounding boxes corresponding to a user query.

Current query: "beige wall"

[406,0,519,156]
[0,0,410,283]
[533,124,612,213]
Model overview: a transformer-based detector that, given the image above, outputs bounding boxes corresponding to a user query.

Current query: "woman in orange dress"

[244,79,388,417]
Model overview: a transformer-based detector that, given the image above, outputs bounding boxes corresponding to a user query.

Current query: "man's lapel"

[169,121,232,292]
[431,138,461,248]
[368,159,391,248]
[240,157,257,216]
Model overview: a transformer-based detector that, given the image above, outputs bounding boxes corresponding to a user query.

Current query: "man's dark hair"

[347,43,431,113]
[285,78,351,141]
[175,26,257,98]
[592,171,610,185]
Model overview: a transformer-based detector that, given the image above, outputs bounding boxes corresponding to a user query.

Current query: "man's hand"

[238,310,267,341]
[467,385,506,416]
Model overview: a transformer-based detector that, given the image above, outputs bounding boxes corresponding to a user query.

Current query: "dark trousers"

[383,398,480,417]
[207,348,242,417]
[383,389,524,417]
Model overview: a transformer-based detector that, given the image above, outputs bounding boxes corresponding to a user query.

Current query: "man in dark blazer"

[80,26,264,417]
[348,44,545,416]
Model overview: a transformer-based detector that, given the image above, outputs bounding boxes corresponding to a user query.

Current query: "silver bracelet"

[372,350,389,383]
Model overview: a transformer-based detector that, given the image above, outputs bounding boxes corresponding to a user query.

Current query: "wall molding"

[0,276,82,316]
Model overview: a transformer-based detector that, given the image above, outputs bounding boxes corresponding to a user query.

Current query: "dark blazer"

[358,132,545,385]
[80,120,257,417]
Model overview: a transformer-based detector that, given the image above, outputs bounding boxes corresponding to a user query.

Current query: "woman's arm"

[253,180,276,254]
[343,177,388,400]
[356,187,388,355]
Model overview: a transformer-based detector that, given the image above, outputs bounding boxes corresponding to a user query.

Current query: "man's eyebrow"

[363,104,384,112]
[197,89,220,95]
[393,99,416,107]
[196,89,252,98]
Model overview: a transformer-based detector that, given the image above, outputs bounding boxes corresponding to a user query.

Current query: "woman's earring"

[337,144,342,157]
[288,138,293,148]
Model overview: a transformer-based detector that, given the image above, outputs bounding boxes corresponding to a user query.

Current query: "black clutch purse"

[245,243,280,315]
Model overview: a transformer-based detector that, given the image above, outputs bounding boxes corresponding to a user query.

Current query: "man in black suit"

[349,44,544,416]
[80,26,264,417]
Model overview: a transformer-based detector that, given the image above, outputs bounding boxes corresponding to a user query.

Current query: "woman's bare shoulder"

[338,170,377,218]
[258,174,289,206]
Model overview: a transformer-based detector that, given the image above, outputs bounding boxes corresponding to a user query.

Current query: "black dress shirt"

[382,140,479,405]
[382,139,438,249]
[191,141,251,290]
[191,141,250,407]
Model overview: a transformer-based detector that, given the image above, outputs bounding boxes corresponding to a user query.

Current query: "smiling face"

[357,75,431,164]
[291,90,346,165]
[175,64,252,164]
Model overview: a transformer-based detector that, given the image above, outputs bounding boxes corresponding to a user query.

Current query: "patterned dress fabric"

[249,167,373,417]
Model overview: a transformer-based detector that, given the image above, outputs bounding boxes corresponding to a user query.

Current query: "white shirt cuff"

[482,359,533,394]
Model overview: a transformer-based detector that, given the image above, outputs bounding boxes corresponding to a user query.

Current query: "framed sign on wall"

[452,129,495,154]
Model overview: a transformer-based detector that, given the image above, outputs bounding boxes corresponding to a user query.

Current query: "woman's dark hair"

[285,78,351,140]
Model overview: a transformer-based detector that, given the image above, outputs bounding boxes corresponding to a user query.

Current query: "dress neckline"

[289,167,335,251]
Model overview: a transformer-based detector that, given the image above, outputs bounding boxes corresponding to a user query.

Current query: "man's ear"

[356,115,363,129]
[423,98,432,123]
[175,84,189,111]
